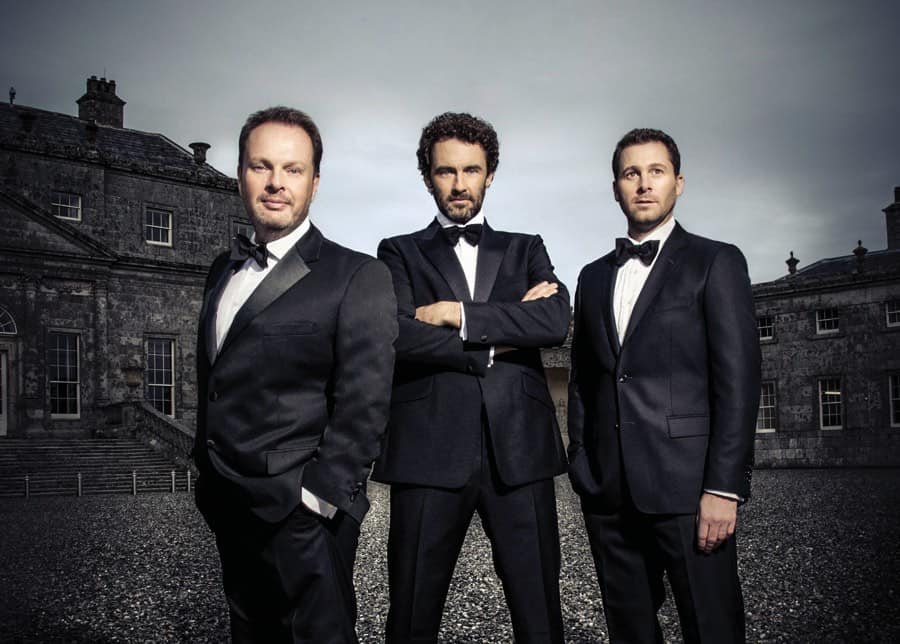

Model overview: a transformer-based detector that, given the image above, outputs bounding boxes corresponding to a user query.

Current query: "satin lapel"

[473,223,508,302]
[202,259,239,364]
[416,220,472,303]
[218,226,321,358]
[602,255,621,356]
[621,224,689,347]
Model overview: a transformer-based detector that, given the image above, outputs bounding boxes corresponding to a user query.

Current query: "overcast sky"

[3,0,899,289]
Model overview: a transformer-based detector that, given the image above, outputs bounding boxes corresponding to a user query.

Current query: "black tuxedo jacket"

[372,219,570,488]
[193,225,397,525]
[567,223,761,515]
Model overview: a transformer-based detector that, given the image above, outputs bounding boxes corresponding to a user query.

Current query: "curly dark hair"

[612,128,681,178]
[417,112,500,179]
[238,106,323,175]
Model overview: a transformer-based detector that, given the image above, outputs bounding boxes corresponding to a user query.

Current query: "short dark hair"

[238,106,323,175]
[612,128,681,178]
[417,112,500,179]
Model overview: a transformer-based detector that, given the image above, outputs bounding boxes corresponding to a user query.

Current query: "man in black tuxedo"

[192,107,397,643]
[372,112,569,643]
[567,128,761,643]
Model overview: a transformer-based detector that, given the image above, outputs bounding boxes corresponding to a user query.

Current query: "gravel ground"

[1,469,898,643]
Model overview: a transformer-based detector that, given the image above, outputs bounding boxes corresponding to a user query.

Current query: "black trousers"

[581,497,745,644]
[213,502,361,644]
[385,427,564,644]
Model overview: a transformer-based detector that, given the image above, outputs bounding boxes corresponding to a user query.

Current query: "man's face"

[425,138,494,224]
[238,122,320,243]
[613,141,684,238]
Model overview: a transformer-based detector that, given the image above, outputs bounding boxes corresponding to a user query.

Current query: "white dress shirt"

[214,217,336,518]
[435,211,495,365]
[612,216,676,344]
[611,217,740,503]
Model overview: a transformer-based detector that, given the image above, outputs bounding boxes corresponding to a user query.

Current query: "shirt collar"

[253,217,312,262]
[627,215,676,248]
[436,210,486,228]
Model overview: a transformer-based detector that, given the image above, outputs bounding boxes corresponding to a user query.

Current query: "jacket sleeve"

[463,235,571,348]
[702,244,761,500]
[301,259,399,521]
[377,237,490,375]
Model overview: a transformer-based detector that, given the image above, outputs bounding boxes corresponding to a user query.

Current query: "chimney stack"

[885,186,900,250]
[77,76,125,128]
[189,142,211,165]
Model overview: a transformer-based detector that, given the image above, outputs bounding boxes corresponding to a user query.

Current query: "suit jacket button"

[209,391,218,401]
[480,334,488,342]
[618,375,629,383]
[206,439,215,448]
[466,364,473,373]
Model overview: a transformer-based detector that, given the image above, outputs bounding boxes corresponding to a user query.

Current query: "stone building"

[751,188,900,466]
[0,77,247,438]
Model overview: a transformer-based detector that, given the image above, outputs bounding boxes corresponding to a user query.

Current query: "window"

[0,306,16,335]
[233,220,254,240]
[145,207,173,246]
[145,338,175,416]
[757,315,775,341]
[816,308,839,334]
[48,332,80,418]
[818,378,842,429]
[51,191,82,221]
[757,381,777,432]
[890,374,900,427]
[887,302,900,328]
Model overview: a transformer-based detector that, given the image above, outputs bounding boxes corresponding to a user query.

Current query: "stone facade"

[751,196,900,466]
[0,78,247,438]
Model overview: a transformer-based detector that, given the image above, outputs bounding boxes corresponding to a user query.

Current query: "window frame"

[144,206,173,247]
[818,377,843,430]
[47,331,81,419]
[756,380,777,433]
[51,191,82,221]
[886,301,900,328]
[145,337,176,417]
[815,308,840,335]
[757,315,775,341]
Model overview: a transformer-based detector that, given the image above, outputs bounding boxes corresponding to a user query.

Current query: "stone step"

[0,438,188,498]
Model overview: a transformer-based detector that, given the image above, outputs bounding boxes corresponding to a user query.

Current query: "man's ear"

[612,180,621,203]
[311,174,320,202]
[675,174,684,197]
[423,176,434,194]
[485,173,495,189]
[237,167,243,196]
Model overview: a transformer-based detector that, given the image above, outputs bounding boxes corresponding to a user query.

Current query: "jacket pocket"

[265,436,320,475]
[264,321,318,336]
[391,377,433,404]
[667,415,710,438]
[521,372,555,410]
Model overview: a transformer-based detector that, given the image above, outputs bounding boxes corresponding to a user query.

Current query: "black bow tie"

[230,233,269,268]
[615,238,660,266]
[441,224,483,246]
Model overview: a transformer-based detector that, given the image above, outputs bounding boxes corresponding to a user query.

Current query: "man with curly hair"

[372,112,569,643]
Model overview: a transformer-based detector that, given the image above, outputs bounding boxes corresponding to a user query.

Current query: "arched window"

[0,307,16,335]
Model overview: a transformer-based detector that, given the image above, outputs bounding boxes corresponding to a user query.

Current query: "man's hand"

[415,301,462,328]
[521,281,558,302]
[696,492,737,554]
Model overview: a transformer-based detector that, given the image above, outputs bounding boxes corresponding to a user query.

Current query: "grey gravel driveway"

[1,468,898,642]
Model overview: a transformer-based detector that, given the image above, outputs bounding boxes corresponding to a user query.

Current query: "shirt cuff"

[458,302,467,340]
[704,488,742,502]
[301,487,337,518]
